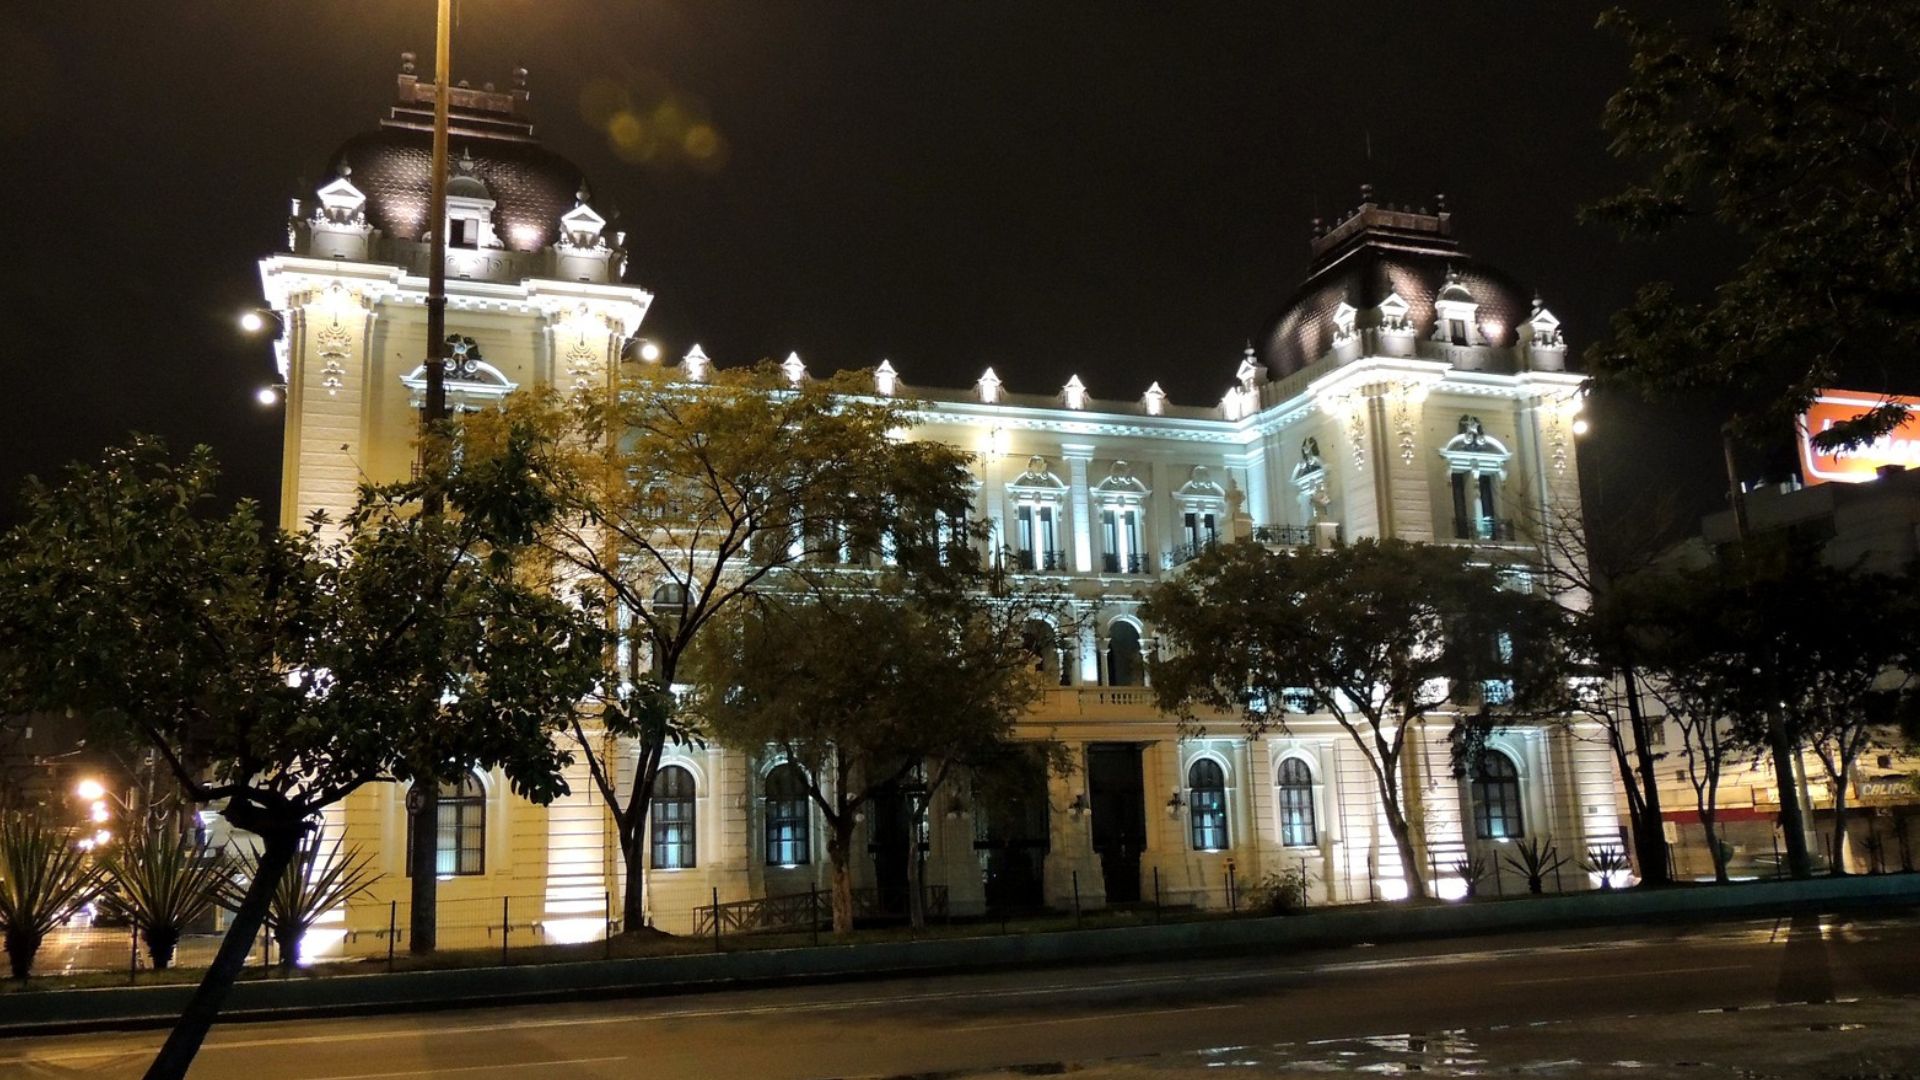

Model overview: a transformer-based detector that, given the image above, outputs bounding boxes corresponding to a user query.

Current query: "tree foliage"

[461,361,981,932]
[1143,538,1567,900]
[687,566,1062,933]
[0,436,603,1078]
[1587,0,1920,447]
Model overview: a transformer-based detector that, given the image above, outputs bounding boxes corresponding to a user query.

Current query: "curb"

[6,873,1919,1038]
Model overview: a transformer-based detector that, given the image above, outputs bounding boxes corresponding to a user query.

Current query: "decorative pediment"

[680,344,712,382]
[313,170,368,223]
[1094,460,1150,498]
[1526,300,1566,348]
[400,336,518,406]
[1174,464,1226,501]
[1331,300,1359,343]
[1377,290,1414,333]
[1062,375,1089,410]
[874,359,899,396]
[1009,455,1068,493]
[977,367,1003,403]
[557,199,609,248]
[1439,414,1511,471]
[1142,382,1167,416]
[781,350,808,386]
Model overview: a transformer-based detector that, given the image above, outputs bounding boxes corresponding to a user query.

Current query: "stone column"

[1044,745,1106,911]
[1063,444,1096,572]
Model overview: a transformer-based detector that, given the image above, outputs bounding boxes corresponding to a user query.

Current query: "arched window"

[1107,622,1143,687]
[1277,757,1317,847]
[1022,619,1069,687]
[1471,752,1524,840]
[765,764,811,867]
[1188,758,1228,851]
[651,583,689,676]
[651,765,696,870]
[407,773,486,877]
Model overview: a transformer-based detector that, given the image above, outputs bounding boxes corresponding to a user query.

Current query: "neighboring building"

[1643,466,1920,879]
[256,62,1618,952]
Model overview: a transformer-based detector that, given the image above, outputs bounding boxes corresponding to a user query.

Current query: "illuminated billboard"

[1798,388,1920,485]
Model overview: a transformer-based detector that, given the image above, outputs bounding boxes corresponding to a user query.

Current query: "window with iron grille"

[406,773,486,876]
[765,763,811,866]
[1277,757,1317,847]
[1188,759,1228,851]
[1471,752,1524,840]
[651,765,697,869]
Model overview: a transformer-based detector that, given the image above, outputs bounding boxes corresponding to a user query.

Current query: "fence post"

[1153,867,1162,924]
[1228,865,1238,913]
[810,883,820,948]
[502,896,511,963]
[604,891,613,960]
[130,926,139,985]
[712,887,722,953]
[1071,870,1081,928]
[387,900,398,970]
[1772,829,1784,879]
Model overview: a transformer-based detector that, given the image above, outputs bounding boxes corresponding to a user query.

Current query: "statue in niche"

[1457,415,1486,448]
[1299,436,1323,473]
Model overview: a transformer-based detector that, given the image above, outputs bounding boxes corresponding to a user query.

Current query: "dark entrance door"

[1087,743,1147,902]
[867,781,912,917]
[974,748,1051,912]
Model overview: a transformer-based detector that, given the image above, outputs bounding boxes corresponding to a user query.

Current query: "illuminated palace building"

[260,66,1619,947]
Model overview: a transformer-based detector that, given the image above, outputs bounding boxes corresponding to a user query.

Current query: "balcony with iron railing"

[1013,547,1071,573]
[1163,538,1218,569]
[1099,552,1152,575]
[1452,516,1518,543]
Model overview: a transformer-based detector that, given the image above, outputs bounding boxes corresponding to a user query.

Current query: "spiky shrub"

[216,830,379,968]
[101,831,227,970]
[0,813,108,979]
[1450,852,1491,898]
[1245,865,1313,915]
[1582,846,1633,891]
[1500,837,1570,896]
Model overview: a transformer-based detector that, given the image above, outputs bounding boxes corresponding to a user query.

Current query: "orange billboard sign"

[1798,389,1920,485]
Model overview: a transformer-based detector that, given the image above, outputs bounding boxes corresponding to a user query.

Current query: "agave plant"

[1582,845,1633,891]
[216,829,379,968]
[0,813,109,979]
[1449,851,1491,898]
[1500,836,1570,896]
[100,830,227,970]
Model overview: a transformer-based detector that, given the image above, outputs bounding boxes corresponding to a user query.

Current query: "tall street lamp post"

[407,0,454,956]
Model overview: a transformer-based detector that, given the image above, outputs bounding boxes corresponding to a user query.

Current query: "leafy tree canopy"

[1586,0,1920,448]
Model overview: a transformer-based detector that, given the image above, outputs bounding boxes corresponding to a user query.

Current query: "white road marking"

[1500,963,1750,986]
[306,1055,627,1080]
[954,1003,1242,1031]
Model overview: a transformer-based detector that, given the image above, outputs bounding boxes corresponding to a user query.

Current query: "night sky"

[0,1,1741,529]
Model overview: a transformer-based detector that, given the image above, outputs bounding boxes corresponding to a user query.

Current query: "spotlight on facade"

[639,340,663,362]
[1571,418,1590,436]
[256,386,282,406]
[239,311,268,334]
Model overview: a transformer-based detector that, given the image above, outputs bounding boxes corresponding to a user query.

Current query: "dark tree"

[1144,538,1567,901]
[0,438,603,1080]
[1588,0,1920,449]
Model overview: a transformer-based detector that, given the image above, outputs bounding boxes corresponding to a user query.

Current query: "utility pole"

[1722,425,1814,880]
[408,0,453,955]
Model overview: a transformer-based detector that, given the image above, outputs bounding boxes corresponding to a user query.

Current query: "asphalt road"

[5,911,1919,1079]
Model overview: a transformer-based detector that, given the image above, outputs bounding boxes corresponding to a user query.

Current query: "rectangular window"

[1101,509,1120,573]
[1039,506,1057,563]
[1123,510,1143,573]
[450,217,476,249]
[1451,473,1471,538]
[1449,318,1468,345]
[1478,474,1497,536]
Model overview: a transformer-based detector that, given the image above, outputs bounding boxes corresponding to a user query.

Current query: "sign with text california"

[1798,389,1920,486]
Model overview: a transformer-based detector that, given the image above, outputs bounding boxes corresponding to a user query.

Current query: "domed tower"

[259,57,653,531]
[1234,191,1581,546]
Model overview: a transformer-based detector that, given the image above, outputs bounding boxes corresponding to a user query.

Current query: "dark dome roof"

[1257,204,1535,378]
[323,74,589,253]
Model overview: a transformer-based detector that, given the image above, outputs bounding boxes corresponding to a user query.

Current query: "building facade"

[257,65,1619,952]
